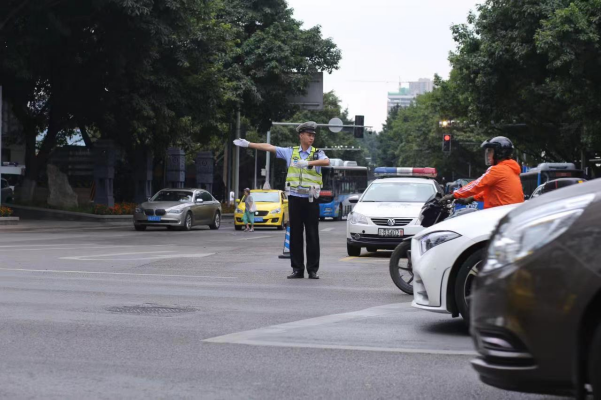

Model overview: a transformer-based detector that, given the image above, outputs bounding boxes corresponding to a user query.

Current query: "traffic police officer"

[233,121,330,279]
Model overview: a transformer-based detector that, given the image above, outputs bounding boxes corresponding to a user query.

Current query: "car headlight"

[135,207,143,213]
[418,231,461,255]
[235,208,243,214]
[484,193,595,273]
[167,208,184,214]
[349,212,368,225]
[270,208,281,214]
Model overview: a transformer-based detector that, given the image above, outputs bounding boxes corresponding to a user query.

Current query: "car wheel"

[347,243,361,257]
[134,224,146,231]
[209,212,220,230]
[454,249,483,323]
[235,225,243,231]
[389,241,413,295]
[182,212,193,231]
[589,322,601,400]
[366,246,378,253]
[320,217,326,221]
[277,218,285,230]
[335,205,343,221]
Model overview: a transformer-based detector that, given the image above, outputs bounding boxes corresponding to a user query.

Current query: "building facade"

[387,78,433,113]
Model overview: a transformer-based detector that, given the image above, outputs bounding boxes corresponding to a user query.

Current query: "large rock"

[47,164,79,209]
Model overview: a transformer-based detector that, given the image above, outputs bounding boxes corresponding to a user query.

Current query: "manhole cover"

[107,304,196,316]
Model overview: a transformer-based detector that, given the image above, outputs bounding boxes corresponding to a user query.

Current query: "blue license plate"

[254,217,264,222]
[148,216,161,222]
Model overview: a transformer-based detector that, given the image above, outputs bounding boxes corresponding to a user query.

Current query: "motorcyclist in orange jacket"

[442,137,524,209]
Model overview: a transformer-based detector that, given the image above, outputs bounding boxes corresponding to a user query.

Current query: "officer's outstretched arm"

[249,142,277,153]
[233,139,276,153]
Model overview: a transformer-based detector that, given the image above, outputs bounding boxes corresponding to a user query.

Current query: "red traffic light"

[444,134,451,141]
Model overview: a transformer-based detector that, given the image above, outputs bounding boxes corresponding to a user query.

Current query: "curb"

[9,204,235,223]
[0,217,19,225]
[9,204,132,223]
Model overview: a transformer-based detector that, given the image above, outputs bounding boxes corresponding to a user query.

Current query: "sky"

[286,0,481,131]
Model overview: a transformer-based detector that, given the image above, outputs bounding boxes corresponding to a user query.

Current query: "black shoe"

[308,272,319,279]
[287,272,304,279]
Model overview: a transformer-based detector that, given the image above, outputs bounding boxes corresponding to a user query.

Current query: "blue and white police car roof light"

[374,167,437,178]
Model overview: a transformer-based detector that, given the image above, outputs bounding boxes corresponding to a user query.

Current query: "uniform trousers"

[288,195,320,274]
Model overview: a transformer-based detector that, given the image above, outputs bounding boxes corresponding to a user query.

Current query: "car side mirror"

[524,195,530,200]
[348,196,359,204]
[147,197,152,202]
[236,199,241,204]
[284,199,288,204]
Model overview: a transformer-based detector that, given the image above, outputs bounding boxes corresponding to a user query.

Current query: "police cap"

[296,121,318,134]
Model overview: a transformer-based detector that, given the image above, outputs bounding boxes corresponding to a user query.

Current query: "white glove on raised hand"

[293,159,309,168]
[233,139,250,148]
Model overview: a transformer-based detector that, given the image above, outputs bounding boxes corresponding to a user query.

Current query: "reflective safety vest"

[286,146,323,192]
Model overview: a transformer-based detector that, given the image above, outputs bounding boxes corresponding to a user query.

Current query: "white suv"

[346,171,442,256]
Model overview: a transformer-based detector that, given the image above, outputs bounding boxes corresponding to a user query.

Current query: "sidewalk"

[0,219,132,232]
[0,215,235,233]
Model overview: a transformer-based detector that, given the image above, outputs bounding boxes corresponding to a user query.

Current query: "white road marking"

[204,303,476,356]
[242,235,273,241]
[320,227,335,232]
[203,340,475,356]
[0,243,95,248]
[339,256,389,263]
[59,251,216,261]
[60,251,175,260]
[0,267,235,279]
[0,245,142,252]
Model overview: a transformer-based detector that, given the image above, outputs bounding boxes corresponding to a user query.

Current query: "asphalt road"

[0,219,568,399]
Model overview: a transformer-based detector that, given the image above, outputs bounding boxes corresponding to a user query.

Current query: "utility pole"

[0,85,3,208]
[233,108,241,198]
[254,149,257,189]
[264,130,271,189]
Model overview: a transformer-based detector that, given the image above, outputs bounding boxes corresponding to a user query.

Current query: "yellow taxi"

[234,189,289,230]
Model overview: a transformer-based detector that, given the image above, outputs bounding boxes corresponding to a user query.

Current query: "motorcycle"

[389,194,477,294]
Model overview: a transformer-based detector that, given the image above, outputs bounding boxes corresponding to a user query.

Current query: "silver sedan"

[133,189,221,231]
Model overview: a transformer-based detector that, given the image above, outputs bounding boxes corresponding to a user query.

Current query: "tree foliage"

[376,0,601,180]
[0,0,341,200]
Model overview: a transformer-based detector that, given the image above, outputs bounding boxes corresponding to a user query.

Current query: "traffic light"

[354,115,364,139]
[442,133,452,152]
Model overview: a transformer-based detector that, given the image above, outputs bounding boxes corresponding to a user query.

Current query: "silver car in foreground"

[133,188,221,231]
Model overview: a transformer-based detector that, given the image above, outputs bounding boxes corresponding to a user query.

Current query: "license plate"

[148,216,161,222]
[254,217,264,222]
[378,228,403,237]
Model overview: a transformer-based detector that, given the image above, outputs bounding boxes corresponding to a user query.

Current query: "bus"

[319,165,368,220]
[520,163,585,198]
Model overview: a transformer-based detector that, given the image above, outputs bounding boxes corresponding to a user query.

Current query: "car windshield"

[361,182,435,203]
[246,192,280,202]
[152,191,193,202]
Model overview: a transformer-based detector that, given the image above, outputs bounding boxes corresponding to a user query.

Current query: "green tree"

[1,0,342,202]
[1,0,233,201]
[220,0,341,129]
[449,0,601,168]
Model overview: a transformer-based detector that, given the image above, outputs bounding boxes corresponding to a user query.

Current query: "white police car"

[346,168,442,256]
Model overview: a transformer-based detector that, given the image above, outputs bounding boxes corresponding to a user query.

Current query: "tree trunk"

[80,125,93,148]
[20,102,61,203]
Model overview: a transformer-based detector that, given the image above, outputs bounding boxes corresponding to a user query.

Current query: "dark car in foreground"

[470,178,601,399]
